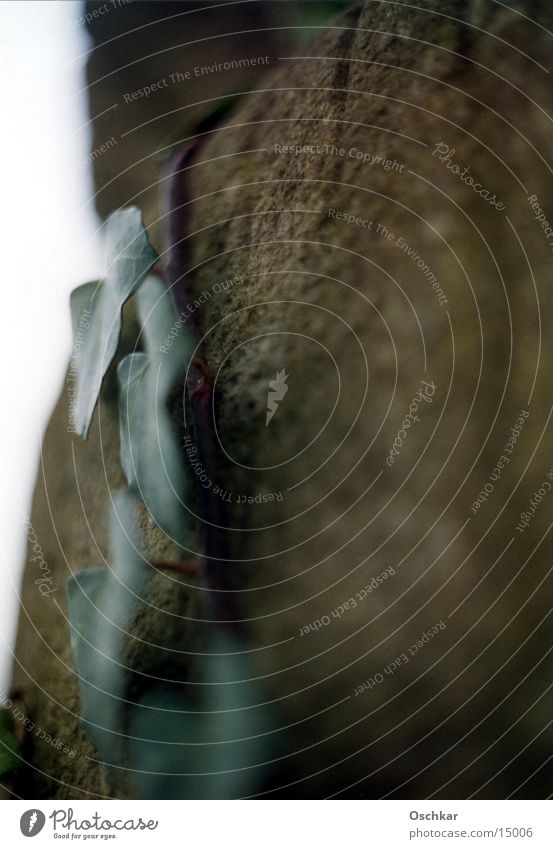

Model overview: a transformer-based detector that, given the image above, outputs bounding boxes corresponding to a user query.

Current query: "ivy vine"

[66,207,272,799]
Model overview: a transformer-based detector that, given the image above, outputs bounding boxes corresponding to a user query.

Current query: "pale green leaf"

[127,633,276,799]
[69,208,158,438]
[118,275,195,541]
[66,493,151,761]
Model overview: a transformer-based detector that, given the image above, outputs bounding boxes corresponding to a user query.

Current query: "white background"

[0,1,103,691]
[1,800,552,846]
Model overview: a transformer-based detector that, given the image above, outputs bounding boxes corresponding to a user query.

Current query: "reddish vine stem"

[150,560,200,577]
[164,144,195,316]
[186,358,234,627]
[162,133,237,630]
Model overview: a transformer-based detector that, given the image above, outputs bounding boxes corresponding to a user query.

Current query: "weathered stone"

[10,0,553,798]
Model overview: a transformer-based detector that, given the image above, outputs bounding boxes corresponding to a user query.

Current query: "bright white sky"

[0,1,104,690]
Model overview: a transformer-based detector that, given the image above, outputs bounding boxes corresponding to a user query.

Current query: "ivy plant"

[66,204,273,799]
[0,708,22,776]
[117,273,195,542]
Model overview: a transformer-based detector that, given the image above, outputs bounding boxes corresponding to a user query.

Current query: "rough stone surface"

[9,1,553,798]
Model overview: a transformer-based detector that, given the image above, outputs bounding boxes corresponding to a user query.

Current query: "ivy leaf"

[118,275,195,541]
[69,208,158,438]
[66,493,151,763]
[66,567,109,662]
[0,709,22,775]
[66,566,121,759]
[117,353,150,488]
[127,634,276,799]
